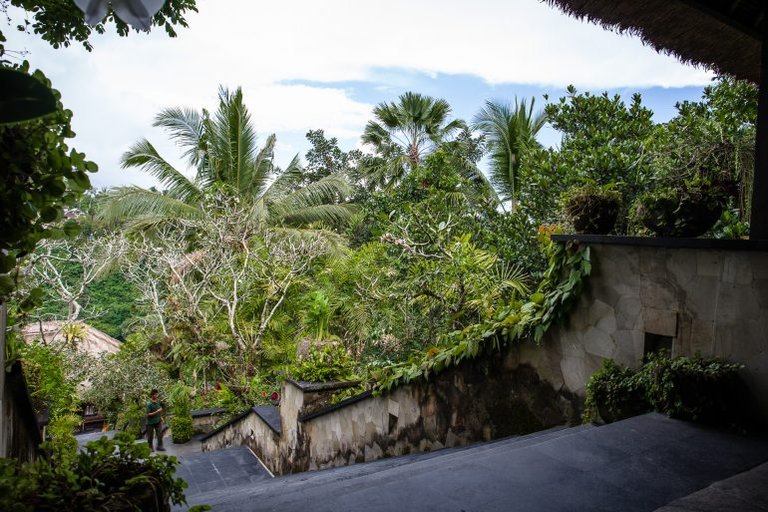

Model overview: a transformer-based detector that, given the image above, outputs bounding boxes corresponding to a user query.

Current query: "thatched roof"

[544,0,763,83]
[20,321,121,357]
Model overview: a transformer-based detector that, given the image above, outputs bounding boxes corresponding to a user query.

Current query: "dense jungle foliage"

[9,76,757,440]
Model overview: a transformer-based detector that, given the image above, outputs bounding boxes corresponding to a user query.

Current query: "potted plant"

[562,183,622,235]
[632,178,728,237]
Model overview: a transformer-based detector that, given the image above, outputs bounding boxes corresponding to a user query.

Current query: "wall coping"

[199,407,252,442]
[253,405,281,434]
[552,234,768,251]
[191,407,228,418]
[285,378,361,393]
[200,405,282,442]
[299,390,374,423]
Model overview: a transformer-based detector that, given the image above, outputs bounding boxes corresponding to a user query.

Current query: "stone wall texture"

[518,242,768,417]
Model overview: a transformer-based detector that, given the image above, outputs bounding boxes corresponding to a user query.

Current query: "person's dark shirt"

[147,400,162,425]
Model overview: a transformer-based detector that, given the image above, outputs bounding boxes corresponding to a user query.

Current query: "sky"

[4,0,714,189]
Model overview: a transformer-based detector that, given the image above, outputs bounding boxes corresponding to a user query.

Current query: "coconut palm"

[361,91,467,189]
[472,98,547,207]
[99,87,352,231]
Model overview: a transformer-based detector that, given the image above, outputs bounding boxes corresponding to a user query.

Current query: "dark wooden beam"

[751,17,768,239]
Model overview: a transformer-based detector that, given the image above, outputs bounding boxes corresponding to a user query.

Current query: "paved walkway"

[654,461,768,512]
[76,429,202,458]
[184,413,768,512]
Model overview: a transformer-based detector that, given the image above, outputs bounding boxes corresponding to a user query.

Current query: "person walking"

[146,389,166,452]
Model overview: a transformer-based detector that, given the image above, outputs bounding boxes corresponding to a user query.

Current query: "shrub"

[290,344,356,383]
[583,359,649,424]
[168,384,194,444]
[47,414,81,461]
[115,400,145,439]
[641,352,753,427]
[0,432,209,512]
[632,180,726,237]
[583,353,756,431]
[170,416,194,444]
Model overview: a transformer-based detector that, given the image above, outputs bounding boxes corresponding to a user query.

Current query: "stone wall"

[300,359,579,473]
[202,355,579,475]
[202,408,281,472]
[529,236,768,417]
[191,408,227,434]
[202,237,768,473]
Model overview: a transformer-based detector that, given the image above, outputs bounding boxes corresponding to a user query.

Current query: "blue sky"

[283,71,707,150]
[3,0,713,189]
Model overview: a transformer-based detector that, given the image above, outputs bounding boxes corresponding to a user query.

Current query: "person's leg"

[155,423,165,450]
[146,422,155,451]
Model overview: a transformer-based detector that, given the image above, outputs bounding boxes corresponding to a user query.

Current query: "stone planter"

[634,186,725,237]
[563,185,621,235]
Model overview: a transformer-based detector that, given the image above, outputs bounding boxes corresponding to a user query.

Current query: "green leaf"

[62,220,81,238]
[0,255,16,274]
[0,68,58,125]
[0,274,14,296]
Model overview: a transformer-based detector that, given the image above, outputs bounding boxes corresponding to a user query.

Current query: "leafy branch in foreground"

[0,432,210,511]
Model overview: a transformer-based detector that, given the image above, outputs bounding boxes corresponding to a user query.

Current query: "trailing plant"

[583,353,756,431]
[0,432,209,511]
[374,231,591,392]
[290,344,356,383]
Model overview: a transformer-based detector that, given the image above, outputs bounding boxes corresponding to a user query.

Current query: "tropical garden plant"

[472,98,546,208]
[99,87,353,232]
[360,91,467,189]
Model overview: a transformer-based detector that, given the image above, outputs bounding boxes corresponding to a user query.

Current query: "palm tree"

[472,98,547,207]
[99,87,352,231]
[361,91,466,189]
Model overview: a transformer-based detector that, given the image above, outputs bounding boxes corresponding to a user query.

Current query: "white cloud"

[4,0,711,187]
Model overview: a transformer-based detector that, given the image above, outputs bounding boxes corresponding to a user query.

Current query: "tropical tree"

[361,91,466,189]
[472,98,546,207]
[99,87,352,231]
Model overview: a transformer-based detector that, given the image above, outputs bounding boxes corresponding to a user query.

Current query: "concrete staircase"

[181,413,768,512]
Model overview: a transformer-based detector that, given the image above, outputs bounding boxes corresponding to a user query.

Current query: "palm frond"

[472,97,546,204]
[121,139,202,203]
[261,152,303,201]
[153,107,205,169]
[277,204,356,228]
[98,186,203,225]
[246,134,278,198]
